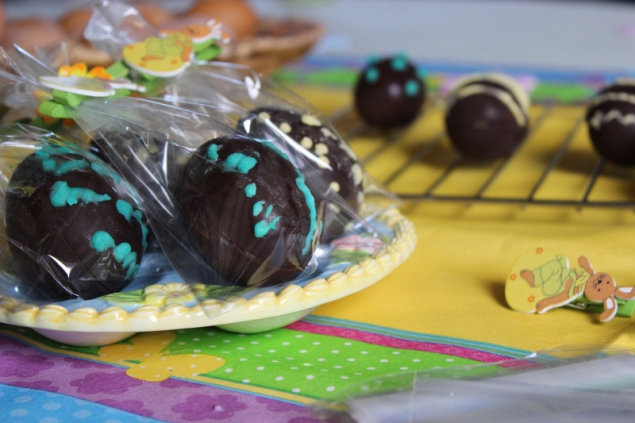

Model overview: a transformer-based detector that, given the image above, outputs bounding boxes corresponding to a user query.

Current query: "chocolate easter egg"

[5,144,147,301]
[178,136,318,287]
[585,80,635,166]
[445,73,530,160]
[354,55,425,129]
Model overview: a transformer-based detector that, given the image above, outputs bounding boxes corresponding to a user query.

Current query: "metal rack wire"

[329,101,635,209]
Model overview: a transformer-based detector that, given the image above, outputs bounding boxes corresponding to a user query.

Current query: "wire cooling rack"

[328,99,635,209]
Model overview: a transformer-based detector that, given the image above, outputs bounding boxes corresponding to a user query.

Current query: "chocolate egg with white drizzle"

[237,107,364,211]
[445,73,530,160]
[585,80,635,166]
[178,136,319,287]
[5,144,147,301]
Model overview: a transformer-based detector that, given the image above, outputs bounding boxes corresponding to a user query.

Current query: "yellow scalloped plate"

[0,209,415,345]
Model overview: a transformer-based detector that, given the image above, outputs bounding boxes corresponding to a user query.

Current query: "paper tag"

[506,248,635,322]
[123,33,193,78]
[39,76,115,97]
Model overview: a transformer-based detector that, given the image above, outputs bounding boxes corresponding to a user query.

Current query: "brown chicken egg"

[59,8,92,40]
[187,0,257,39]
[0,2,5,44]
[134,3,172,28]
[3,18,67,52]
[159,14,212,31]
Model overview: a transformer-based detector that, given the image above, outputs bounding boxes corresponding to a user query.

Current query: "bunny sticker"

[505,248,635,322]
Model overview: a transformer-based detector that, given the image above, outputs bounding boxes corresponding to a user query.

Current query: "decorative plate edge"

[0,208,416,332]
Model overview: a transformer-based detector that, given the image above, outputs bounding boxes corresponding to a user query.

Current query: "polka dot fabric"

[0,317,521,423]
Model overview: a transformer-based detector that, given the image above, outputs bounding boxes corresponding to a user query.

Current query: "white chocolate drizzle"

[589,109,635,130]
[450,72,530,114]
[449,84,527,127]
[315,143,329,155]
[301,114,322,126]
[300,137,313,149]
[589,92,635,108]
[279,122,292,133]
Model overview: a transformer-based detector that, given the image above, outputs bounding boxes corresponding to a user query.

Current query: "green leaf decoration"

[102,289,146,305]
[331,249,371,264]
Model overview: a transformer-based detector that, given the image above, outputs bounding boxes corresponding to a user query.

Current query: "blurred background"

[1,0,635,73]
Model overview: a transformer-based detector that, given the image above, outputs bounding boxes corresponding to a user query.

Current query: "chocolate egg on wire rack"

[444,73,531,160]
[585,80,635,166]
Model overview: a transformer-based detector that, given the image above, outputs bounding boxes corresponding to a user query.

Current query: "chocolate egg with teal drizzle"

[178,136,319,287]
[5,144,147,301]
[354,54,425,129]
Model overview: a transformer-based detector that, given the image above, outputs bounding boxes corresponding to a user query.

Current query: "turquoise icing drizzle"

[265,205,273,217]
[207,144,219,162]
[90,162,122,184]
[37,144,89,176]
[42,158,89,176]
[404,79,420,97]
[367,54,380,64]
[244,183,257,197]
[262,142,290,161]
[294,172,317,255]
[35,144,77,159]
[254,142,319,255]
[366,67,379,84]
[253,200,264,216]
[254,217,281,238]
[116,199,134,222]
[391,54,408,71]
[90,231,139,278]
[116,200,148,249]
[224,153,257,174]
[133,210,148,249]
[49,181,111,207]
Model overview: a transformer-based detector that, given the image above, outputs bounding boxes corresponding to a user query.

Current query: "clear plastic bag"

[313,346,635,423]
[0,31,400,320]
[80,0,398,220]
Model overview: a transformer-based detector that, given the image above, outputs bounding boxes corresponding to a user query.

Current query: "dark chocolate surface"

[178,136,318,288]
[445,80,528,160]
[354,55,425,129]
[585,83,635,166]
[5,147,146,301]
[237,107,364,212]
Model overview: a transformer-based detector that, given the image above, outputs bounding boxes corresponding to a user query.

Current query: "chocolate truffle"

[585,80,635,166]
[178,136,319,288]
[237,107,364,211]
[354,54,425,129]
[5,144,147,301]
[445,73,530,160]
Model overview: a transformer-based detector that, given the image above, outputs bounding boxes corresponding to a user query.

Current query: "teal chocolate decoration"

[223,153,258,174]
[4,148,146,301]
[90,231,139,278]
[354,55,425,129]
[178,136,319,288]
[207,143,220,162]
[253,200,265,216]
[50,181,111,207]
[244,183,257,197]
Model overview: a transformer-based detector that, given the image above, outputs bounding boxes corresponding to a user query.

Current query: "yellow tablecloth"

[300,85,635,354]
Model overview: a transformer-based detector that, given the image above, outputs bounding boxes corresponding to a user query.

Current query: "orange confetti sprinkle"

[528,295,535,302]
[510,274,517,280]
[536,248,543,254]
